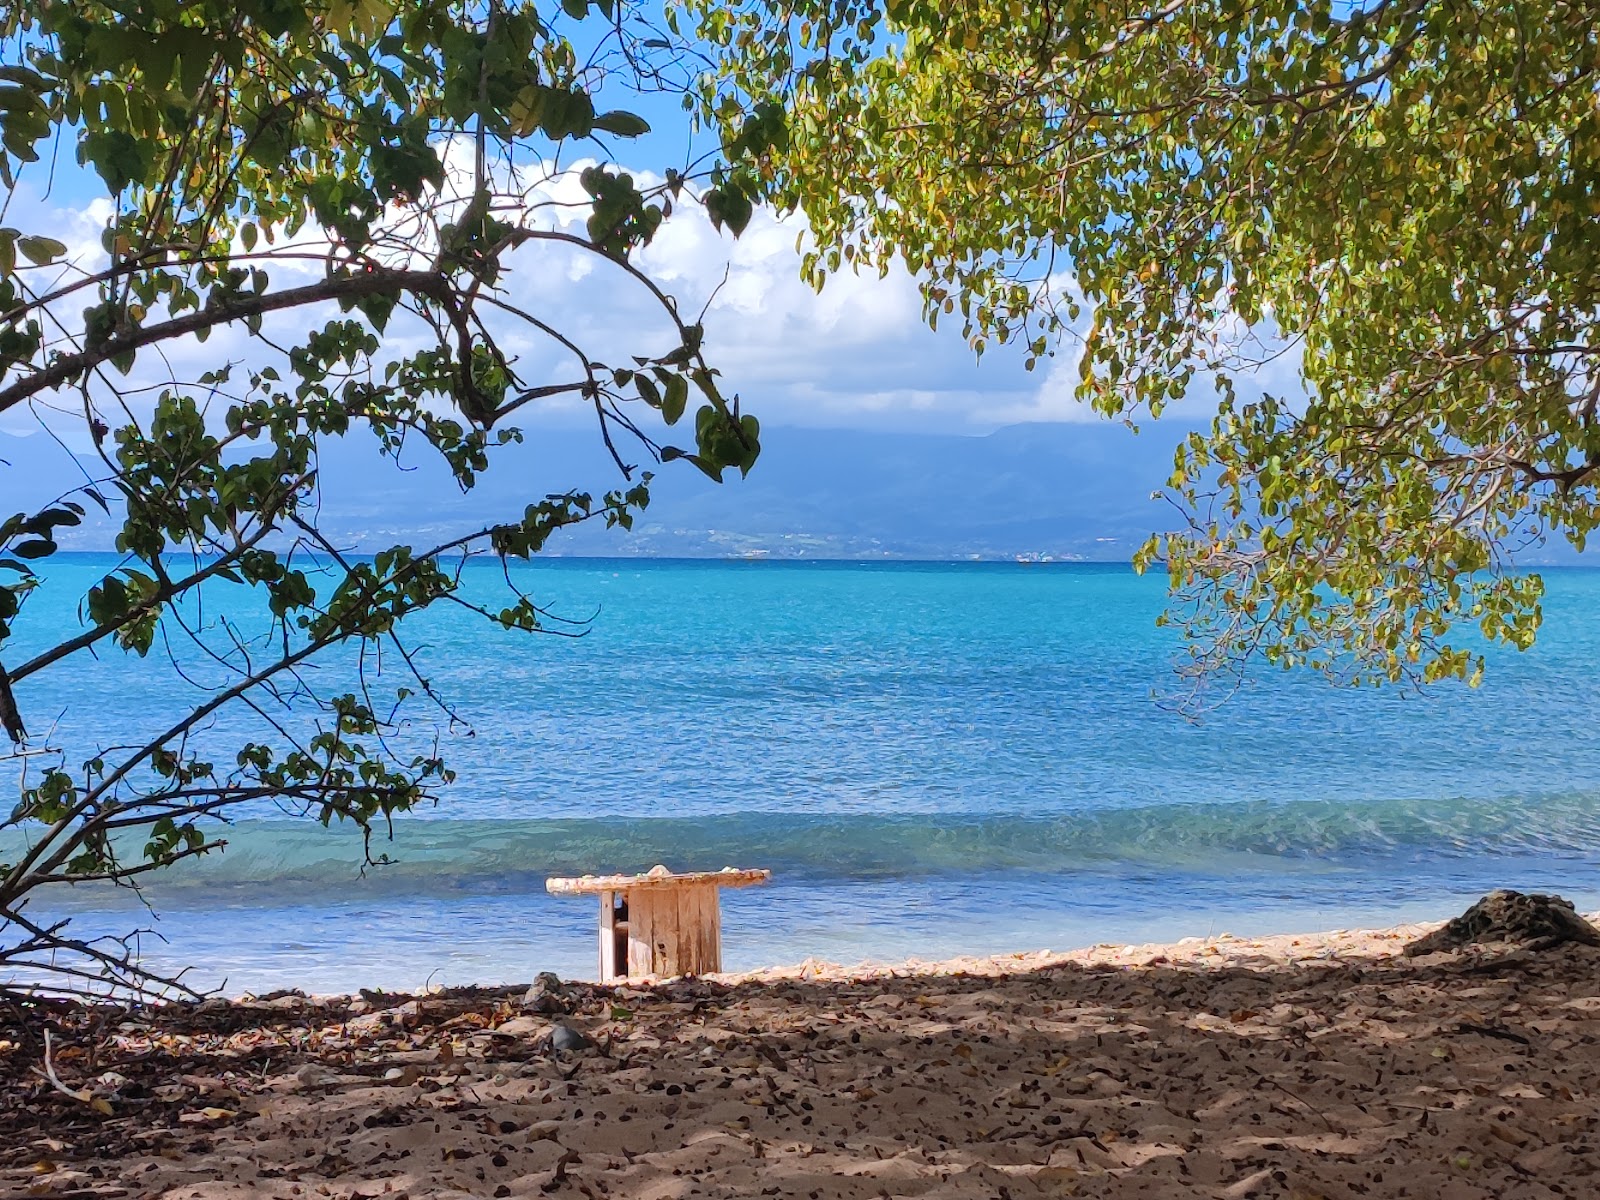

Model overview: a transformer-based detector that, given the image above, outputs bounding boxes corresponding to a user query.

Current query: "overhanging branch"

[0,269,449,420]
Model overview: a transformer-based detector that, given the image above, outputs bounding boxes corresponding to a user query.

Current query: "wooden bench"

[545,864,771,982]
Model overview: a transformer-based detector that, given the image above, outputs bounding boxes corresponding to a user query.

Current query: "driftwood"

[1403,889,1600,957]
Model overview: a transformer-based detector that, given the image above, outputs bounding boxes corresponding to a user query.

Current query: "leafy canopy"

[688,0,1599,698]
[0,0,762,995]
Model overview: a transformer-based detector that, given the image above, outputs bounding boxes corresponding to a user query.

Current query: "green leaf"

[17,235,67,266]
[12,538,56,560]
[79,130,149,193]
[540,88,595,140]
[662,374,687,424]
[509,85,547,138]
[705,184,753,237]
[592,110,651,138]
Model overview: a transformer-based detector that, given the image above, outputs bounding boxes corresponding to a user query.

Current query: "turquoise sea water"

[5,556,1600,993]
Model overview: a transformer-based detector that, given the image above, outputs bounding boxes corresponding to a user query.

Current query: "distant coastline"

[10,422,1593,564]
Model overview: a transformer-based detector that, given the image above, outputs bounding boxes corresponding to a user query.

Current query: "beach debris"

[30,1031,114,1115]
[1403,889,1600,956]
[177,1106,238,1124]
[522,971,573,1014]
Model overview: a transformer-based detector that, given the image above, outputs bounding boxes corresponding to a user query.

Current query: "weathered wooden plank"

[704,885,723,973]
[652,888,674,977]
[691,884,706,974]
[658,886,684,976]
[679,884,702,976]
[598,889,616,983]
[547,866,771,896]
[687,884,710,974]
[627,888,657,978]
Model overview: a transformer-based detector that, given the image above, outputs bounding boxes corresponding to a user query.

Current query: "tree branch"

[0,270,448,419]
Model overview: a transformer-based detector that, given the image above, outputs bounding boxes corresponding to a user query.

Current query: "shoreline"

[122,916,1448,1006]
[707,915,1450,989]
[216,912,1505,1003]
[1,910,1560,1005]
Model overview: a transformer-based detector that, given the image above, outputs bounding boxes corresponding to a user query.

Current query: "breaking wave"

[15,791,1596,902]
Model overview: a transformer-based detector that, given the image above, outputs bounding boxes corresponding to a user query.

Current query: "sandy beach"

[3,915,1598,1200]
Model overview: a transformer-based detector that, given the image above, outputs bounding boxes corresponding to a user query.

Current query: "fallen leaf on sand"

[178,1107,237,1123]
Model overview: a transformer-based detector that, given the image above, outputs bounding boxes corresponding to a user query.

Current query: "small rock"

[522,971,572,1014]
[545,1023,595,1053]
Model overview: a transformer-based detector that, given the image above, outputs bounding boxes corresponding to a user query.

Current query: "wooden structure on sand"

[545,865,771,982]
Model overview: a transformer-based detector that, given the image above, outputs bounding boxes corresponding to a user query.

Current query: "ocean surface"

[5,556,1600,995]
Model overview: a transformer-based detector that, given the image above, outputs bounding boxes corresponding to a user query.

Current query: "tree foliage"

[0,0,760,995]
[688,0,1599,699]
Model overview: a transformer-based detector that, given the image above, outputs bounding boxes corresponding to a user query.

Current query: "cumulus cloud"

[1,151,1308,449]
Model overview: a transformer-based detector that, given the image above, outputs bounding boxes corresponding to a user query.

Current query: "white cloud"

[985,344,1098,424]
[2,153,1310,451]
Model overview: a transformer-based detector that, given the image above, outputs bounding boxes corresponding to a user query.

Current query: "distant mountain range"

[2,422,1585,563]
[491,420,1185,560]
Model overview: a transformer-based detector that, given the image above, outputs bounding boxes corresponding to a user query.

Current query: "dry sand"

[4,917,1599,1199]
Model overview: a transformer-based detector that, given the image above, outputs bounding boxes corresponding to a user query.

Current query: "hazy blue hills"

[4,421,1187,560]
[3,421,1586,562]
[512,421,1186,560]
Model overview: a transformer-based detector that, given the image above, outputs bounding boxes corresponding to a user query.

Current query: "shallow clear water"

[5,557,1600,993]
